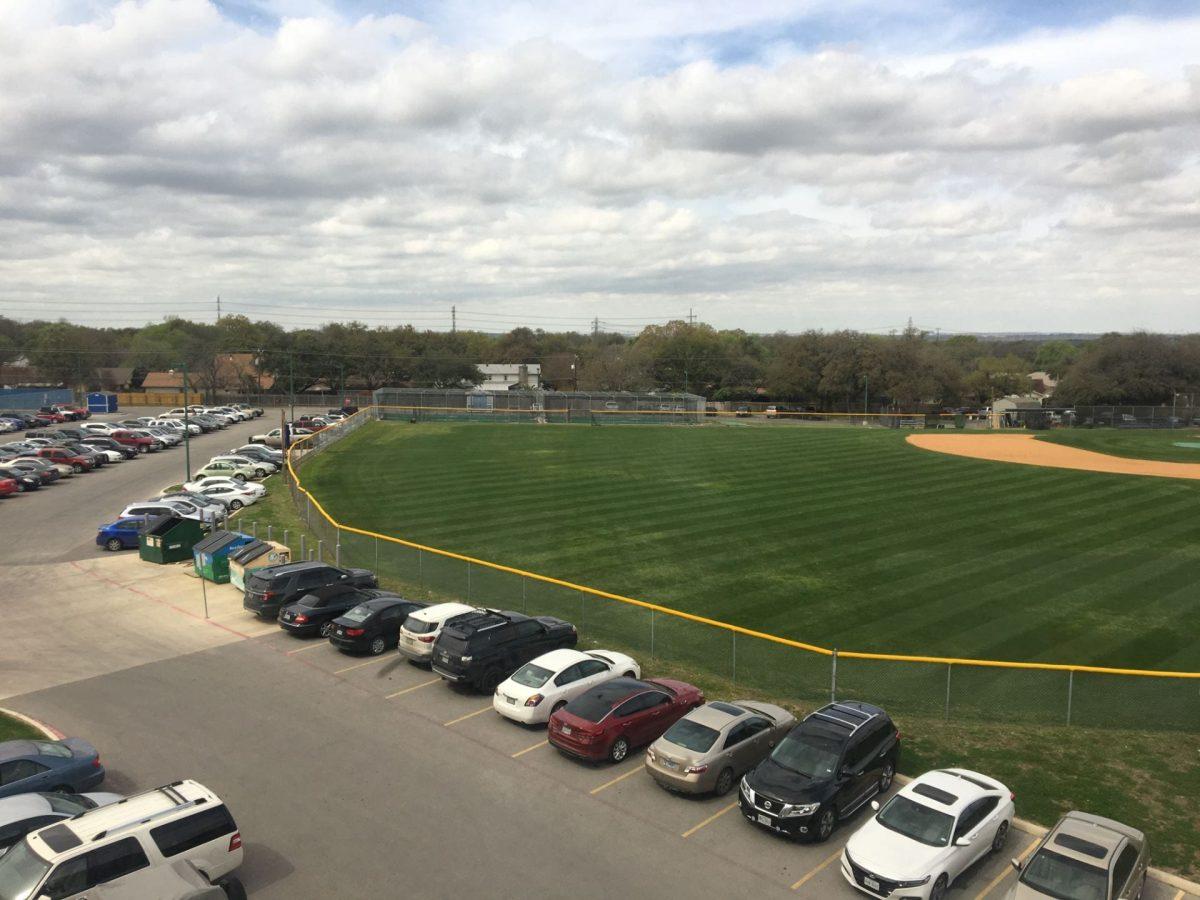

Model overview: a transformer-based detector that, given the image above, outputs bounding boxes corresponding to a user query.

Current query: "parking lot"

[1,412,1195,899]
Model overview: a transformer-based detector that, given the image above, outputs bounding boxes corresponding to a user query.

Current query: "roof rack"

[808,702,876,735]
[88,785,206,842]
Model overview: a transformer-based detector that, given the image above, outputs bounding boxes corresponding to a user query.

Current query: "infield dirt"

[908,432,1200,480]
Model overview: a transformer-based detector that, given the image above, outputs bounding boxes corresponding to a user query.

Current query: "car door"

[1111,843,1141,899]
[610,694,652,744]
[550,662,587,704]
[509,620,547,668]
[635,691,676,744]
[571,659,612,698]
[735,716,775,771]
[38,836,150,898]
[949,798,993,876]
[836,736,876,815]
[0,758,52,796]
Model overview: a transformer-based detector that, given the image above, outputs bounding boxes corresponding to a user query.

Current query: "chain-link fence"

[371,388,706,425]
[269,407,1200,732]
[1008,404,1199,430]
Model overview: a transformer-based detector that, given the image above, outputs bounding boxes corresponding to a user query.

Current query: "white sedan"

[841,768,1014,900]
[183,475,266,496]
[195,482,262,510]
[493,648,640,725]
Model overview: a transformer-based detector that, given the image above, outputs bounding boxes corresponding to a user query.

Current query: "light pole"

[170,363,191,482]
[1172,392,1178,427]
[289,352,296,423]
[863,375,869,416]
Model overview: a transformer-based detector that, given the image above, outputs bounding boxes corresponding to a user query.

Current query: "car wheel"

[623,670,636,677]
[51,784,73,793]
[72,463,82,473]
[991,820,1009,853]
[813,806,836,843]
[369,636,386,655]
[214,875,247,900]
[319,621,334,638]
[551,700,567,716]
[234,473,247,482]
[105,538,123,552]
[930,874,948,900]
[229,499,243,510]
[14,482,24,492]
[609,736,630,763]
[255,468,266,478]
[714,767,735,797]
[479,668,504,693]
[878,758,895,794]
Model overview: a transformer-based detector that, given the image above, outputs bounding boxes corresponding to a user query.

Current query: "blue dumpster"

[87,392,118,413]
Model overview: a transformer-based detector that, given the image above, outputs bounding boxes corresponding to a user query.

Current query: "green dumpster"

[139,515,207,564]
[193,530,255,583]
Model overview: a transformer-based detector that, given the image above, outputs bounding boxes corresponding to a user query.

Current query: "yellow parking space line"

[974,838,1037,899]
[386,678,441,699]
[790,848,842,891]
[334,656,392,675]
[241,625,280,638]
[681,801,738,838]
[286,642,329,655]
[512,739,548,759]
[444,705,494,727]
[590,764,645,795]
[1171,891,1183,900]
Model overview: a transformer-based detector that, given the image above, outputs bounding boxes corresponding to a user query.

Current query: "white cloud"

[0,1,1197,333]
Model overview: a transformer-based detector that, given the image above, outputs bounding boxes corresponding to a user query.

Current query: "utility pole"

[687,308,696,326]
[863,375,869,416]
[592,317,599,338]
[180,363,191,481]
[451,306,456,333]
[216,295,221,321]
[289,351,296,423]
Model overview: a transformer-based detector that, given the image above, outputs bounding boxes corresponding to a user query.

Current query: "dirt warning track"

[907,433,1200,480]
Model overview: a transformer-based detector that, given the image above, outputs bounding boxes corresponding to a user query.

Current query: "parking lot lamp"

[170,364,191,482]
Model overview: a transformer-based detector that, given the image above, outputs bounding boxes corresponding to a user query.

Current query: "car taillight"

[345,628,365,637]
[684,764,708,774]
[1010,791,1015,801]
[92,757,102,768]
[228,832,242,851]
[262,591,276,600]
[418,635,435,643]
[294,614,309,623]
[525,694,544,707]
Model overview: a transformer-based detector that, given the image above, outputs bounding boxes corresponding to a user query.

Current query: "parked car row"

[0,737,245,898]
[238,557,1155,900]
[0,405,91,433]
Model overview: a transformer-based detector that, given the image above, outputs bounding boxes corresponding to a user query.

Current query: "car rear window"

[511,663,553,688]
[404,618,437,635]
[342,604,373,624]
[564,683,637,722]
[151,805,236,858]
[437,633,471,656]
[661,719,720,753]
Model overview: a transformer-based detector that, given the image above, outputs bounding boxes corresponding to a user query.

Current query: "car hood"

[845,817,947,882]
[746,757,828,804]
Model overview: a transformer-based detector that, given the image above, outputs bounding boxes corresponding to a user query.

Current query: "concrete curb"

[893,774,1199,896]
[0,707,65,740]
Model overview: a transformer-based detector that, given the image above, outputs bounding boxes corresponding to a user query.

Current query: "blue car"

[96,516,150,551]
[0,739,105,798]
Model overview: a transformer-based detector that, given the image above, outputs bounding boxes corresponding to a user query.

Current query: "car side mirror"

[955,836,972,847]
[870,800,880,812]
[1010,858,1023,872]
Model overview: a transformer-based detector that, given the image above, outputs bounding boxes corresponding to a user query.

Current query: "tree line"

[1,315,1197,408]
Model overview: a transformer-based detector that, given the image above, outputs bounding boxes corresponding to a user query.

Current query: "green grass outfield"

[1037,426,1200,463]
[302,421,1200,674]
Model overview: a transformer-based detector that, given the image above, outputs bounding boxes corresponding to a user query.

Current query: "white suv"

[0,780,242,899]
[398,602,476,663]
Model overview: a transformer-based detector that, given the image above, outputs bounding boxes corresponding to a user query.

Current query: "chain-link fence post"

[249,520,257,538]
[283,529,289,552]
[731,633,737,685]
[335,541,340,566]
[299,534,306,560]
[522,578,527,614]
[830,649,838,702]
[945,664,952,720]
[317,539,323,562]
[375,536,379,571]
[1066,670,1074,726]
[650,611,656,662]
[266,524,273,542]
[467,561,471,601]
[418,549,423,589]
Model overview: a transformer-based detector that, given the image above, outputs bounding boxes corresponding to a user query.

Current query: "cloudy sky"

[0,0,1197,333]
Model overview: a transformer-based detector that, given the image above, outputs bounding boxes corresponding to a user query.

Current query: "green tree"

[1034,340,1080,379]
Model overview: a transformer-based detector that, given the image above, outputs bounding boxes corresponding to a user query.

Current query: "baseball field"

[300,421,1200,673]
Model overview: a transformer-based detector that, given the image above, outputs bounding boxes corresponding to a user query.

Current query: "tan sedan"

[645,700,796,796]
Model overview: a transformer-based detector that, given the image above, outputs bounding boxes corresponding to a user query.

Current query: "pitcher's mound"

[907,433,1200,481]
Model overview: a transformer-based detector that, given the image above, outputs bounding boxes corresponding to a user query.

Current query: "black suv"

[738,701,900,843]
[431,610,577,691]
[243,561,377,620]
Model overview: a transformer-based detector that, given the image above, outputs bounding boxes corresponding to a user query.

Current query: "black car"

[330,405,359,416]
[328,594,428,655]
[81,436,138,459]
[243,561,377,620]
[0,411,36,429]
[738,701,900,843]
[279,587,374,638]
[431,610,578,691]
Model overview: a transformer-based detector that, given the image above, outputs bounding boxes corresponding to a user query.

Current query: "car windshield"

[661,718,720,753]
[875,795,954,847]
[768,731,840,778]
[342,604,373,623]
[511,663,554,688]
[1019,849,1109,900]
[38,793,92,814]
[0,838,53,900]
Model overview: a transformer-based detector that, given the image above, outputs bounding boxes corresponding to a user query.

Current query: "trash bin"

[228,539,291,590]
[193,530,255,583]
[86,392,118,413]
[139,515,207,564]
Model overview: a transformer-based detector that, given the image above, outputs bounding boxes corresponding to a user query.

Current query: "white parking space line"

[790,847,842,891]
[589,764,645,796]
[334,656,391,675]
[681,801,738,838]
[285,642,329,655]
[444,705,493,727]
[386,677,441,699]
[974,838,1037,899]
[511,739,548,758]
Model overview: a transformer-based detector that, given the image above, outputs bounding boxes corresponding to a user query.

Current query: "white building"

[477,364,541,391]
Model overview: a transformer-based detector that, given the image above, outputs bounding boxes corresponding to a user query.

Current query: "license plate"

[864,877,880,892]
[756,814,772,826]
[662,759,677,770]
[561,725,572,735]
[505,696,516,705]
[441,653,449,662]
[336,628,344,636]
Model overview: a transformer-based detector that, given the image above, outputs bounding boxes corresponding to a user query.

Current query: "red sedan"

[0,477,18,497]
[548,677,704,763]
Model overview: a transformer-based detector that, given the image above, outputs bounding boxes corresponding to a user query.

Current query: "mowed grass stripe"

[305,423,1200,670]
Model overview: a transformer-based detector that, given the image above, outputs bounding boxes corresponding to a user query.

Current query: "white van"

[398,602,476,663]
[0,780,242,900]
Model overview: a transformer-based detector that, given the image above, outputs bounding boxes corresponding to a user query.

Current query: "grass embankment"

[0,711,44,742]
[244,423,1200,877]
[1038,427,1200,463]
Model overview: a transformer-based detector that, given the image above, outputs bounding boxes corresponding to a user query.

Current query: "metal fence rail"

[279,407,1200,732]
